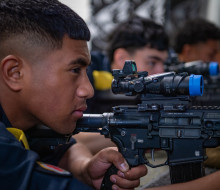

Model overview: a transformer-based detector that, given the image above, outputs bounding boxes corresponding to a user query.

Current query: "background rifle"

[165,59,220,106]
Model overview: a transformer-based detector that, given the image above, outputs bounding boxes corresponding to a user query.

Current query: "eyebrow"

[68,58,90,67]
[147,55,164,62]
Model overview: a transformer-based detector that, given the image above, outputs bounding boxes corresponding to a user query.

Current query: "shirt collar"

[0,105,12,127]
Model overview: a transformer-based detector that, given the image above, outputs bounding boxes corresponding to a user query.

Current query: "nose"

[77,74,94,99]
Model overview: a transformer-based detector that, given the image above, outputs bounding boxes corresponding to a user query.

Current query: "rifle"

[164,60,219,76]
[26,61,220,190]
[165,59,220,106]
[75,60,220,189]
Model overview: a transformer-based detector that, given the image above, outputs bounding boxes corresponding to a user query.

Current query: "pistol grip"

[100,164,118,190]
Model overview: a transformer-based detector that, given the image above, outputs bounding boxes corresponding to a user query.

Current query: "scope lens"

[209,62,219,76]
[189,74,203,96]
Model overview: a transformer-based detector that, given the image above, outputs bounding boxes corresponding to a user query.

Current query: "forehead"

[199,40,219,51]
[61,37,90,62]
[45,37,91,69]
[135,46,168,60]
[31,37,91,71]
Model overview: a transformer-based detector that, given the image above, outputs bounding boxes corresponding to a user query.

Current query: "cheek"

[40,76,75,103]
[31,84,72,115]
[34,90,74,124]
[30,70,77,110]
[46,87,75,110]
[32,91,62,115]
[135,58,149,72]
[196,47,211,61]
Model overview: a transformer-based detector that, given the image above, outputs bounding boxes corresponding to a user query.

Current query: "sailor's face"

[24,37,94,134]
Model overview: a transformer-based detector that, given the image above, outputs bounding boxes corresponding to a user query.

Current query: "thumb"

[101,147,129,173]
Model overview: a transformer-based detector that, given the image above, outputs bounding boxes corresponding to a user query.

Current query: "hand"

[85,147,148,190]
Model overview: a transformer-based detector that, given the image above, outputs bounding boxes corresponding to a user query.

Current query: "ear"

[0,55,23,91]
[113,48,133,69]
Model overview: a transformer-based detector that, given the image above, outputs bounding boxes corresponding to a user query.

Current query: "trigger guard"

[145,151,168,168]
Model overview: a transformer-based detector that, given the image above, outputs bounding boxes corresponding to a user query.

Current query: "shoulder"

[31,161,93,190]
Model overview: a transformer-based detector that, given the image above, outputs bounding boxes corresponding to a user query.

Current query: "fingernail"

[111,177,116,183]
[112,185,118,190]
[120,162,129,172]
[118,171,125,178]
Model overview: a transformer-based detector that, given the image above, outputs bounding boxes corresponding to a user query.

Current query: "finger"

[98,147,129,173]
[110,175,140,189]
[118,165,148,180]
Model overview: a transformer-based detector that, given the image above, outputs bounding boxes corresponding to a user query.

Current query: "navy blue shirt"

[0,106,93,190]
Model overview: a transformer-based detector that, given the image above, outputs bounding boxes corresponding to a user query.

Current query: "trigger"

[151,149,155,161]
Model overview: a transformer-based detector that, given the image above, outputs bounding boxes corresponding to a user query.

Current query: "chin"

[62,123,76,134]
[50,120,76,135]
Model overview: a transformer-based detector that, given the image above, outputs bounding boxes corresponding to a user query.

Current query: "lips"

[76,105,87,112]
[72,105,87,119]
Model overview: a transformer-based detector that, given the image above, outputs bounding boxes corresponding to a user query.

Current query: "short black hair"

[0,0,90,50]
[174,18,220,53]
[107,15,169,63]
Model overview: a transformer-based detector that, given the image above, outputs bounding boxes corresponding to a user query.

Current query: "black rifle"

[164,60,219,76]
[165,59,220,106]
[26,61,220,190]
[75,61,220,189]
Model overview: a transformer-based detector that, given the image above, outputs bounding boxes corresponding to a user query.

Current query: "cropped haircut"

[0,0,90,52]
[107,15,169,63]
[174,18,220,53]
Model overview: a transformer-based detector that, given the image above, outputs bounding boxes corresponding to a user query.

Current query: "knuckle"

[142,165,148,175]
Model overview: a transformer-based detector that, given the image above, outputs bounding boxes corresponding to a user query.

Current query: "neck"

[0,100,37,131]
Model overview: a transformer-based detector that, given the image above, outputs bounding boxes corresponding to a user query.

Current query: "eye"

[71,67,81,74]
[148,61,156,67]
